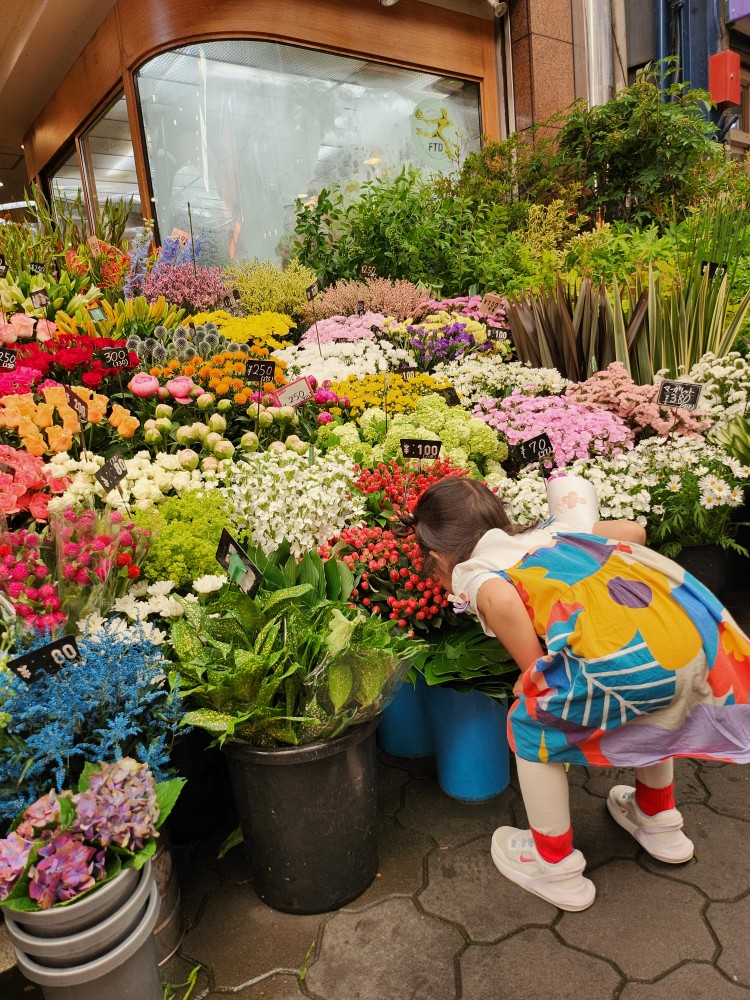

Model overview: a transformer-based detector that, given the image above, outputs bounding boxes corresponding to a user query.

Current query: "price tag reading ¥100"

[0,347,17,371]
[99,346,130,369]
[7,635,80,684]
[64,386,89,423]
[480,292,504,315]
[305,280,321,302]
[95,454,128,493]
[396,366,418,380]
[400,439,442,461]
[657,379,703,412]
[245,359,276,382]
[514,432,553,465]
[274,377,315,408]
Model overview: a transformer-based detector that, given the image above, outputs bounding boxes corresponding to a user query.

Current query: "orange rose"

[108,403,131,429]
[46,426,74,452]
[33,403,55,429]
[17,417,39,438]
[117,416,139,439]
[22,435,48,457]
[42,386,68,408]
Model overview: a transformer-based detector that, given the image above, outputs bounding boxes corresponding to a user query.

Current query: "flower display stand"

[426,686,510,802]
[378,674,435,758]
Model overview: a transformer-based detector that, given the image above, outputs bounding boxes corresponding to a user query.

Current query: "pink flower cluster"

[303,278,430,323]
[299,312,386,346]
[129,373,203,404]
[141,263,227,312]
[565,362,710,439]
[0,528,66,634]
[0,445,69,521]
[0,367,45,396]
[415,294,510,331]
[0,314,58,346]
[473,391,634,466]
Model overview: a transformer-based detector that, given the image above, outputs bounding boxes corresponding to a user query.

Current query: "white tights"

[516,756,674,837]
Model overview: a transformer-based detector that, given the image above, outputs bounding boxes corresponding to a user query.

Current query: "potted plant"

[0,757,183,1000]
[172,558,419,914]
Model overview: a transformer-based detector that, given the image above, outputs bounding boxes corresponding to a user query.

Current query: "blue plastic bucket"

[426,685,510,802]
[378,674,435,758]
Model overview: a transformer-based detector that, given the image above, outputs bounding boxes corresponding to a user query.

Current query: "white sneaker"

[490,826,596,912]
[607,785,694,863]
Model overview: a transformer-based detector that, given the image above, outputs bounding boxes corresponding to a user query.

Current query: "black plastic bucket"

[222,717,379,914]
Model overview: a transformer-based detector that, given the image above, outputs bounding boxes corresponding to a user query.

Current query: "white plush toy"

[545,472,600,531]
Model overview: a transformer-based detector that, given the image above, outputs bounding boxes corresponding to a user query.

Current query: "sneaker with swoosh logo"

[490,826,596,911]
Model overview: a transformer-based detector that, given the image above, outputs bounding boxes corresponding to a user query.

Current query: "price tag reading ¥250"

[360,263,378,279]
[514,432,553,465]
[245,359,276,382]
[64,386,89,422]
[0,347,17,371]
[99,346,130,369]
[274,377,315,408]
[7,635,80,684]
[95,454,128,493]
[400,439,442,461]
[305,280,321,302]
[657,380,702,412]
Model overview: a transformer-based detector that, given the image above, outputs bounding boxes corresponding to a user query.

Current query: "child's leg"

[515,756,573,862]
[635,759,675,815]
[607,758,693,863]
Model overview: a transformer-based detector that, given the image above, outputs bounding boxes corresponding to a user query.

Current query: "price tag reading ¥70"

[245,359,276,382]
[216,529,260,597]
[64,386,89,423]
[305,280,321,302]
[480,292,504,315]
[99,346,130,369]
[274,377,315,408]
[7,635,80,684]
[657,380,702,412]
[400,439,442,461]
[515,432,553,465]
[360,263,378,279]
[0,347,17,371]
[396,366,418,380]
[95,454,128,493]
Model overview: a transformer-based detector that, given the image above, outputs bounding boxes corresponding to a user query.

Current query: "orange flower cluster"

[0,387,138,455]
[150,350,288,405]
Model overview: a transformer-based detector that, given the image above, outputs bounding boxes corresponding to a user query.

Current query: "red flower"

[82,370,105,389]
[127,565,141,579]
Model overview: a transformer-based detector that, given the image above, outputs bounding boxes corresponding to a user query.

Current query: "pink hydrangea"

[299,312,385,346]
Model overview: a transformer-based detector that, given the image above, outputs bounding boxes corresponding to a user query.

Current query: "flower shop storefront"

[26,0,501,266]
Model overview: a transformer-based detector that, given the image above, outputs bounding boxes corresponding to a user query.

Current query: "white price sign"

[273,377,315,408]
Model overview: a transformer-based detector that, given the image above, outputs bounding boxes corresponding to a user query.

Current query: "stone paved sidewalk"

[2,592,749,1000]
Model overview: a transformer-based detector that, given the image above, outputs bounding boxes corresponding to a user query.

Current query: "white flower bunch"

[434,358,568,406]
[218,448,365,557]
[683,351,750,433]
[273,339,415,384]
[46,451,207,513]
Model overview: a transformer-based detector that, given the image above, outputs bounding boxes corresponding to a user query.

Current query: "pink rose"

[165,376,196,404]
[128,374,160,398]
[35,319,57,343]
[10,314,36,339]
[0,323,18,345]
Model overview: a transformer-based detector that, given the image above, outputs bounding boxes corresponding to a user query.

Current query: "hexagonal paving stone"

[583,759,706,805]
[641,805,750,899]
[347,816,431,906]
[419,836,554,940]
[619,963,748,999]
[707,894,750,986]
[206,973,307,998]
[182,884,323,990]
[701,763,750,821]
[398,777,516,849]
[304,897,463,1000]
[172,848,221,931]
[460,927,621,1000]
[558,860,713,980]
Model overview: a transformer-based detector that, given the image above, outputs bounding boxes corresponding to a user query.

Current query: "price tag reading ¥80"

[401,439,442,461]
[245,359,276,382]
[396,366,418,380]
[64,386,89,423]
[0,346,17,371]
[7,635,80,684]
[95,454,127,493]
[360,263,378,279]
[657,380,702,412]
[514,432,553,465]
[99,345,130,369]
[216,529,260,597]
[274,377,315,408]
[305,280,321,302]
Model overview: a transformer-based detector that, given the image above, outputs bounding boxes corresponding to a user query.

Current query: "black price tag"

[515,432,554,464]
[480,292,504,315]
[486,326,509,342]
[64,386,89,422]
[0,254,7,278]
[436,386,461,406]
[401,439,442,461]
[7,635,80,683]
[0,347,17,371]
[216,529,260,597]
[360,263,378,279]
[28,261,45,277]
[95,453,127,492]
[88,306,106,323]
[356,300,365,317]
[306,280,321,302]
[396,366,418,380]
[657,379,702,411]
[29,290,50,309]
[245,359,276,382]
[701,260,728,280]
[99,345,130,369]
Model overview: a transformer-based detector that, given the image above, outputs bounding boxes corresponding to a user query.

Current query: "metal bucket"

[152,834,185,965]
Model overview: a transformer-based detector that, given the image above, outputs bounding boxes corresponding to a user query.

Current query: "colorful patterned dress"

[454,529,750,768]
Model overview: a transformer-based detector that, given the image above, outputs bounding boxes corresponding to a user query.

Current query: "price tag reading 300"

[401,439,442,461]
[99,346,130,369]
[274,377,315,408]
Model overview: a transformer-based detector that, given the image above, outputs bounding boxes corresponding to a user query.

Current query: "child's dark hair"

[394,478,529,573]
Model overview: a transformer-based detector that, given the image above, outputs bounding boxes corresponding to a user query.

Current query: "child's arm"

[476,577,545,673]
[592,520,647,545]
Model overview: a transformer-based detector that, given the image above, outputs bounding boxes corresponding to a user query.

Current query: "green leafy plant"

[413,622,516,698]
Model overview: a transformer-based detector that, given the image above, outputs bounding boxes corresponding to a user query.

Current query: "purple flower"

[15,790,62,841]
[28,832,103,908]
[71,758,159,852]
[0,832,33,901]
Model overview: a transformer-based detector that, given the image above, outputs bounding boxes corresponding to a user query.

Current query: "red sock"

[531,827,574,864]
[635,780,675,816]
